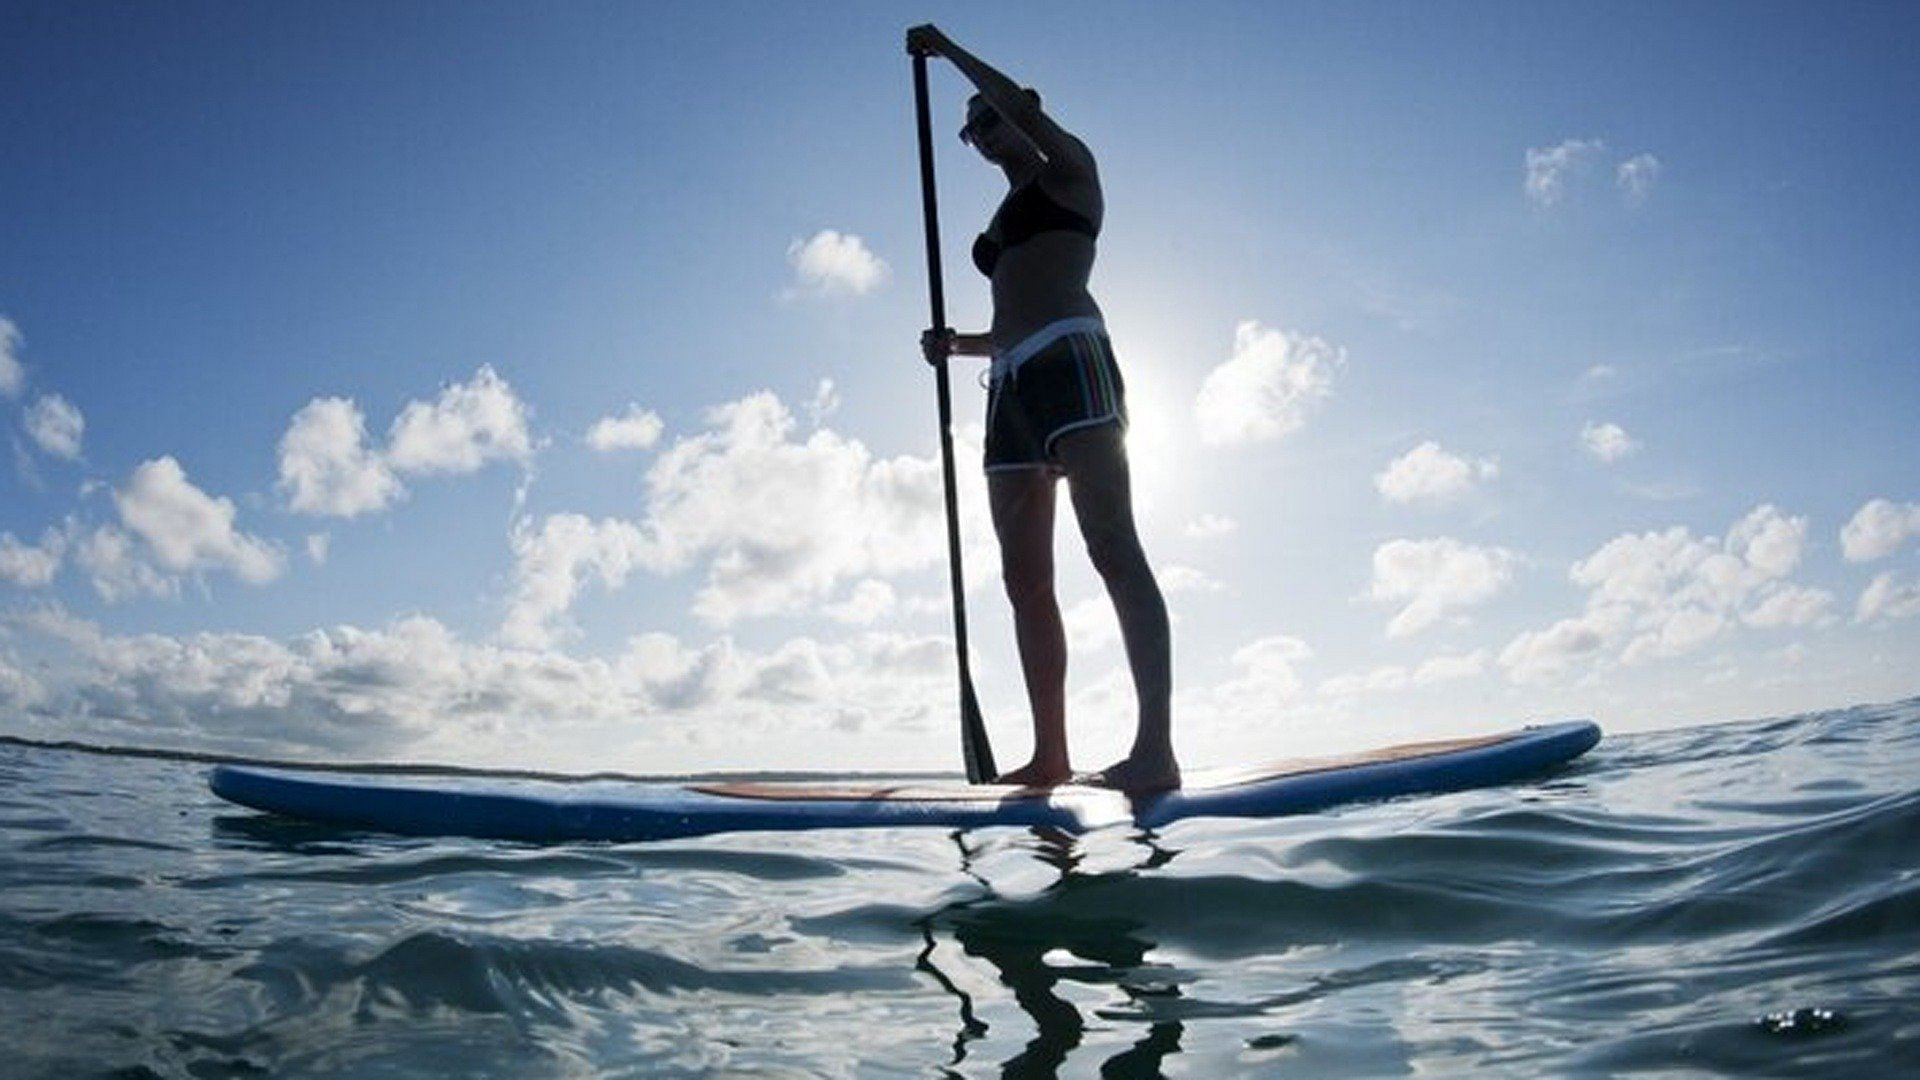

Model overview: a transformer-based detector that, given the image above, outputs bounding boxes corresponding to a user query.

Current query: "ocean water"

[2,701,1916,1079]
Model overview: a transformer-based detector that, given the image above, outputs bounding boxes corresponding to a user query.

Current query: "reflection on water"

[921,828,1193,1077]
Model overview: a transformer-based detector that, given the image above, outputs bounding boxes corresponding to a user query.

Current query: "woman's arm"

[921,328,994,363]
[906,25,1091,170]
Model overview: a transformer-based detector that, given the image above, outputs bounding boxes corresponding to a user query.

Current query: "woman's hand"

[920,327,954,365]
[906,24,952,59]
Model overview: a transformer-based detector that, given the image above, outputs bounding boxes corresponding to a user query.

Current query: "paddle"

[911,49,996,784]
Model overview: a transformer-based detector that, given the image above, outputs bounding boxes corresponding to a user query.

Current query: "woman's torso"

[982,166,1105,351]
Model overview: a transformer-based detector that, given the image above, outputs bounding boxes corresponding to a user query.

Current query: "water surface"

[3,700,1916,1077]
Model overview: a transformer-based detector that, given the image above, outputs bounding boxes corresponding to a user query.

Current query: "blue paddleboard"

[208,720,1600,843]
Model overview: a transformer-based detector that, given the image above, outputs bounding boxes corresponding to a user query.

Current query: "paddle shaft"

[912,52,996,784]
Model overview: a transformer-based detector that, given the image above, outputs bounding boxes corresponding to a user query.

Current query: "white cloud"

[1857,571,1920,623]
[504,389,960,638]
[277,397,404,517]
[3,609,959,769]
[1743,583,1833,629]
[807,378,841,426]
[1499,608,1625,686]
[305,534,330,566]
[1617,153,1663,202]
[822,578,897,625]
[1221,635,1313,699]
[1525,138,1605,206]
[1581,420,1639,463]
[25,394,84,460]
[1367,537,1517,638]
[1194,321,1343,446]
[639,390,947,624]
[76,525,178,602]
[112,457,284,588]
[1840,498,1920,562]
[1184,513,1237,539]
[386,365,533,475]
[1501,504,1824,683]
[0,649,45,710]
[0,316,23,399]
[1374,441,1498,504]
[0,528,65,588]
[785,230,889,298]
[500,514,659,649]
[277,368,534,518]
[586,404,665,452]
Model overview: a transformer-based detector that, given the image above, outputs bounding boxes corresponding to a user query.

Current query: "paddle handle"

[913,51,996,784]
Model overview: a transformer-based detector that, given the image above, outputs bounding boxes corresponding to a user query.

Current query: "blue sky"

[2,2,1916,774]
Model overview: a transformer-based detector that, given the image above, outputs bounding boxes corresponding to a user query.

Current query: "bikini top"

[972,180,1098,277]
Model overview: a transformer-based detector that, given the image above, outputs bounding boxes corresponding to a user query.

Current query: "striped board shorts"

[984,317,1129,473]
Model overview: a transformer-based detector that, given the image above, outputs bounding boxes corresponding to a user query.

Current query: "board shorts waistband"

[990,316,1109,384]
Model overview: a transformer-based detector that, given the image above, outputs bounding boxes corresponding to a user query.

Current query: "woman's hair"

[967,88,1043,116]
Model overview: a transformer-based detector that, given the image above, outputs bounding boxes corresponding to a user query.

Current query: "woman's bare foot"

[1092,751,1181,795]
[993,759,1072,788]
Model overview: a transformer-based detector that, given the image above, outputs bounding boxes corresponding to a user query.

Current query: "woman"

[908,25,1178,794]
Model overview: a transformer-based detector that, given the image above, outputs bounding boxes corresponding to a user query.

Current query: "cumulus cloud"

[76,525,178,602]
[1194,321,1343,446]
[1581,420,1639,463]
[0,316,23,399]
[386,365,534,475]
[278,397,404,517]
[1374,441,1498,504]
[785,230,889,298]
[1367,537,1518,637]
[586,404,665,452]
[1527,139,1663,207]
[278,367,534,518]
[1840,498,1920,562]
[1525,138,1605,206]
[1857,571,1920,623]
[499,388,961,639]
[1617,153,1663,202]
[638,390,947,624]
[0,649,44,710]
[0,528,65,588]
[108,457,284,592]
[1220,635,1314,699]
[25,394,84,460]
[1500,504,1830,683]
[501,514,658,649]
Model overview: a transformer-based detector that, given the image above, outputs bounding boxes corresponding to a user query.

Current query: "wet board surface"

[208,720,1601,843]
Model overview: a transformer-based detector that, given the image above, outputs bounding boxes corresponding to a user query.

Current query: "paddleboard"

[208,720,1598,843]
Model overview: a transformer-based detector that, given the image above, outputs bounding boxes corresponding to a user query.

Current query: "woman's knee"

[1082,526,1148,583]
[1001,558,1056,610]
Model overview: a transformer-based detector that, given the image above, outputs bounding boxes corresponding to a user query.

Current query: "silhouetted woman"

[909,24,1177,793]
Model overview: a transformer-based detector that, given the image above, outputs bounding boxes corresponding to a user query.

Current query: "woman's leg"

[1054,425,1179,792]
[988,468,1072,786]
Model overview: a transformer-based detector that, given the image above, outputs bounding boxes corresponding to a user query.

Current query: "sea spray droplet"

[1756,1007,1846,1037]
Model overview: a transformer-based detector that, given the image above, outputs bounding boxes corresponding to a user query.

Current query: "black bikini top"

[972,181,1098,277]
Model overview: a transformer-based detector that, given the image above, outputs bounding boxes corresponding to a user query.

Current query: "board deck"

[208,720,1600,843]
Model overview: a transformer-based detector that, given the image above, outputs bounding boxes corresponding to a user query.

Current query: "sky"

[2,1,1917,776]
